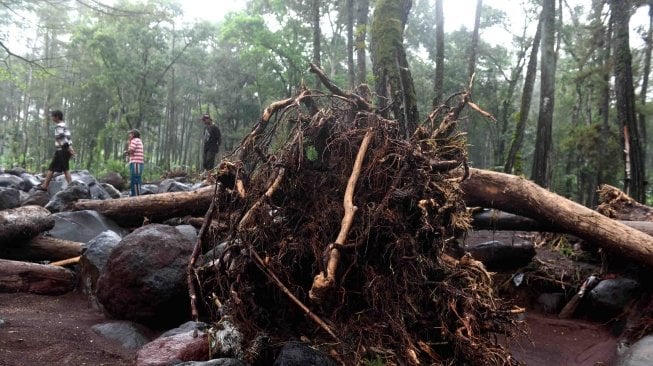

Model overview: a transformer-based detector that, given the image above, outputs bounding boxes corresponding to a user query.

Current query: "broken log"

[0,206,55,244]
[597,184,653,221]
[0,259,76,294]
[472,210,653,236]
[50,256,81,267]
[0,236,84,262]
[72,186,214,226]
[461,168,653,267]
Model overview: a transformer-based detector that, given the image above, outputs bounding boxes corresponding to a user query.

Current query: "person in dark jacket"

[200,114,221,171]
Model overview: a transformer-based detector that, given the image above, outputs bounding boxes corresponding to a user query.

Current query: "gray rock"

[45,181,91,212]
[47,210,127,243]
[273,342,336,366]
[615,335,653,366]
[91,321,153,349]
[175,359,248,366]
[0,187,21,209]
[0,174,24,190]
[589,278,640,312]
[175,225,198,244]
[80,231,123,308]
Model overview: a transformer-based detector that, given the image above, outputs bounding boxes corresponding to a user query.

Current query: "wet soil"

[0,291,136,366]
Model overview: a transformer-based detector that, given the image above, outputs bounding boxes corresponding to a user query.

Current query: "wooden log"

[0,206,55,244]
[0,259,76,294]
[0,236,84,262]
[72,186,215,226]
[461,168,653,267]
[471,210,653,236]
[50,256,81,267]
[597,184,653,221]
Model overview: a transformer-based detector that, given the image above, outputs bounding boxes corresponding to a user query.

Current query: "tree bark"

[461,168,653,267]
[504,15,542,174]
[611,0,646,202]
[471,209,653,236]
[346,0,355,88]
[355,0,369,85]
[467,0,482,83]
[72,186,214,226]
[432,0,444,107]
[531,0,556,187]
[312,0,321,89]
[369,0,418,138]
[597,184,653,221]
[0,206,55,244]
[0,259,76,294]
[0,236,84,262]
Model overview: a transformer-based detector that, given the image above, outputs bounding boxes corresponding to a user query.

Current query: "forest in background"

[0,0,651,207]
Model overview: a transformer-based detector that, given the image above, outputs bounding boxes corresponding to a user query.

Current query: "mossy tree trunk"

[369,0,418,138]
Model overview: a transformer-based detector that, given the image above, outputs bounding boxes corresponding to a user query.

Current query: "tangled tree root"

[190,68,522,365]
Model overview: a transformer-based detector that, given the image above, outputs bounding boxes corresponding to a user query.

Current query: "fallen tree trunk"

[0,206,55,244]
[0,236,84,262]
[72,186,214,226]
[472,210,653,236]
[0,259,76,294]
[461,168,653,267]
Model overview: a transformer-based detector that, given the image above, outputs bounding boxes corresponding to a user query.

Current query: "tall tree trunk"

[467,0,483,84]
[495,26,528,167]
[346,0,355,88]
[639,0,653,168]
[531,0,556,187]
[370,0,418,138]
[505,16,543,174]
[356,0,370,85]
[611,0,646,202]
[432,0,445,107]
[312,0,321,89]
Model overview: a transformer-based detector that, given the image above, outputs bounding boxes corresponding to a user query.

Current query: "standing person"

[39,110,75,190]
[200,114,221,171]
[125,129,144,196]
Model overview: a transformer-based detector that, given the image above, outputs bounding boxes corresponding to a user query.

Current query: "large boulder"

[97,224,195,327]
[91,321,153,349]
[135,324,209,365]
[0,174,24,190]
[99,172,126,191]
[45,181,91,212]
[0,187,21,210]
[615,335,653,366]
[46,210,127,243]
[79,230,123,309]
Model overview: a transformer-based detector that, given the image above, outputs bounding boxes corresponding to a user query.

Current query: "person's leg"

[64,171,72,184]
[206,152,216,170]
[40,170,54,190]
[134,163,143,196]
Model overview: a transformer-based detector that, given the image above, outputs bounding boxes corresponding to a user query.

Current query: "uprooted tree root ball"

[191,76,522,365]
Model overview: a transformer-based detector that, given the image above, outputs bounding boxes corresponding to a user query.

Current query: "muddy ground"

[0,290,617,366]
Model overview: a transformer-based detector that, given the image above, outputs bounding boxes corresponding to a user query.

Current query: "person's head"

[129,129,141,139]
[200,114,213,125]
[51,110,63,122]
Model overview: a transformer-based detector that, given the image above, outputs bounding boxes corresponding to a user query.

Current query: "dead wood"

[0,206,55,244]
[72,186,215,226]
[50,256,81,266]
[597,184,653,221]
[461,169,653,267]
[309,128,374,302]
[0,258,76,294]
[0,236,84,262]
[471,209,653,236]
[195,71,519,366]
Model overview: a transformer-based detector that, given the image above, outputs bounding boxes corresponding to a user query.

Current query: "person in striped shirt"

[39,110,75,191]
[125,129,144,196]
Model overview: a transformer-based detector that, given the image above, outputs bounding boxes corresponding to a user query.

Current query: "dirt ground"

[0,289,617,366]
[0,291,136,366]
